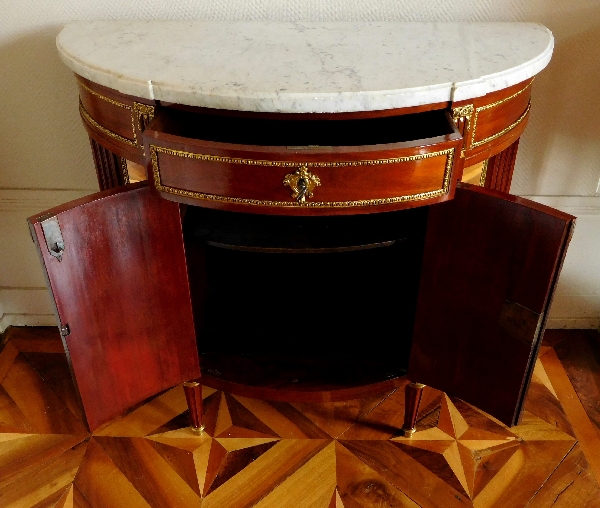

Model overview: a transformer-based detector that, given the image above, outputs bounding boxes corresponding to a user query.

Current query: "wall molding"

[0,314,57,332]
[547,318,600,330]
[2,192,599,330]
[0,188,94,212]
[519,195,600,216]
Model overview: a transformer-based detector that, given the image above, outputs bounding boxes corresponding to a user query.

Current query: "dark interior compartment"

[183,206,428,390]
[152,107,454,147]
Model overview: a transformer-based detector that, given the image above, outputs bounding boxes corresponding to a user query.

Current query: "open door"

[29,183,200,431]
[408,183,575,426]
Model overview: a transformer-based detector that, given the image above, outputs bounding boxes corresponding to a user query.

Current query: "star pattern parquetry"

[391,394,521,499]
[0,328,598,508]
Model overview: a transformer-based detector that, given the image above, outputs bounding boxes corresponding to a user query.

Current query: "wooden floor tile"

[0,433,87,489]
[0,341,20,383]
[1,355,86,434]
[54,485,74,508]
[554,330,600,434]
[93,436,201,507]
[29,486,70,508]
[0,441,87,508]
[2,327,600,507]
[93,385,188,437]
[336,441,420,508]
[540,348,600,483]
[21,352,85,423]
[528,443,600,507]
[291,392,391,439]
[202,439,329,508]
[253,442,336,508]
[73,439,151,508]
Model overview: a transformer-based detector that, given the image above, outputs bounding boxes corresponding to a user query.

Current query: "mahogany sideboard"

[28,21,574,432]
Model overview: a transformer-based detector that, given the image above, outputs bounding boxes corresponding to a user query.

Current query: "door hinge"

[59,324,70,338]
[41,216,65,261]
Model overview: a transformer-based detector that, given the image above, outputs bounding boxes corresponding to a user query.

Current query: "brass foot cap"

[400,427,416,437]
[191,424,205,434]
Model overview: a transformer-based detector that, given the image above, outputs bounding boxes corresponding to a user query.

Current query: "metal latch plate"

[41,216,65,261]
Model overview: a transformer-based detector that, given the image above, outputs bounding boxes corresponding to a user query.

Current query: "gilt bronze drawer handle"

[283,166,321,203]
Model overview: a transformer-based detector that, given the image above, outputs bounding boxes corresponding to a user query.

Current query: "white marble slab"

[57,21,553,113]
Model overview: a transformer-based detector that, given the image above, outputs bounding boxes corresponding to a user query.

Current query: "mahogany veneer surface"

[28,185,200,431]
[1,327,599,508]
[145,109,462,215]
[409,185,574,426]
[77,74,535,198]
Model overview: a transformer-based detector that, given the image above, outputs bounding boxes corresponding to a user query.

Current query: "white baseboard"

[1,191,599,330]
[522,195,600,329]
[0,314,57,332]
[546,318,600,330]
[0,287,57,332]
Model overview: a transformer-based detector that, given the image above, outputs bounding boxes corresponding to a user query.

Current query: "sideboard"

[28,21,574,433]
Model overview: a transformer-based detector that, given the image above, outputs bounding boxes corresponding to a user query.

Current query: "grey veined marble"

[57,21,553,113]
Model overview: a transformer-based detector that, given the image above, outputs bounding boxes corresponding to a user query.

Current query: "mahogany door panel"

[144,108,463,215]
[28,183,199,431]
[408,183,574,426]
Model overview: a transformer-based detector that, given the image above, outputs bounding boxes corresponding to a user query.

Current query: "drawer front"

[76,76,155,164]
[452,79,533,165]
[146,133,462,215]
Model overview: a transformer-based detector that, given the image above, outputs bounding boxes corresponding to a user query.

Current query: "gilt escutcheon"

[283,166,321,203]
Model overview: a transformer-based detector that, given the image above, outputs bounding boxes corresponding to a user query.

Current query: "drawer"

[144,108,463,215]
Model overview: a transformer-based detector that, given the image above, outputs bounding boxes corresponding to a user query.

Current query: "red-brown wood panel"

[28,183,200,430]
[144,115,463,216]
[76,76,155,166]
[408,183,575,426]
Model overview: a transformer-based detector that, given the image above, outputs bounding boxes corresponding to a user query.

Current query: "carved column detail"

[483,139,520,193]
[89,137,129,190]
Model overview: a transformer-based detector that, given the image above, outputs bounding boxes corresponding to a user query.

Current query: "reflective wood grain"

[1,328,599,507]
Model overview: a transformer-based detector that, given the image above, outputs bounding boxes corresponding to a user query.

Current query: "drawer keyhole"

[283,166,321,204]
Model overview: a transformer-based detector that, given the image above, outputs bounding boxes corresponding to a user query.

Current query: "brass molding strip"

[451,104,474,157]
[133,103,155,132]
[79,100,137,148]
[78,81,155,149]
[471,102,531,149]
[471,81,533,148]
[479,158,489,187]
[120,157,130,184]
[150,145,455,208]
[132,103,156,153]
[78,80,132,110]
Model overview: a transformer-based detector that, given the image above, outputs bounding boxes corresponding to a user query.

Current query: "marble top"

[57,21,553,113]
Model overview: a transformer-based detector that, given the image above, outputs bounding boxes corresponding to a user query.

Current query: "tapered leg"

[401,382,426,437]
[183,380,204,433]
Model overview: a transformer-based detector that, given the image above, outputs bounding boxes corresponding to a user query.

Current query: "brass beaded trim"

[120,157,130,184]
[479,159,489,187]
[451,104,474,157]
[150,145,455,208]
[471,102,531,149]
[78,80,131,110]
[470,81,533,148]
[77,81,155,149]
[79,100,138,147]
[132,103,156,151]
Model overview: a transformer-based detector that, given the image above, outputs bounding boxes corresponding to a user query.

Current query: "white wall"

[1,0,599,330]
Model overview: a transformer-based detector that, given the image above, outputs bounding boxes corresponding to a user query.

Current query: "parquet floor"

[1,327,600,507]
